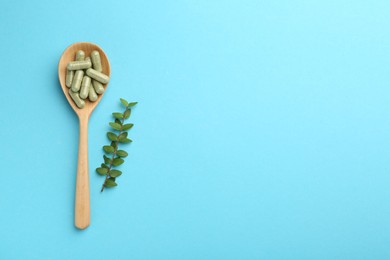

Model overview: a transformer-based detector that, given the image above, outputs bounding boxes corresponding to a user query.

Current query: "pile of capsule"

[65,50,110,108]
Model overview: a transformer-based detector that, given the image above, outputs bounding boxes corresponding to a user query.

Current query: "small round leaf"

[105,178,117,187]
[112,158,124,166]
[109,122,122,130]
[103,155,111,164]
[112,112,123,119]
[115,119,123,125]
[117,150,128,157]
[123,109,131,119]
[103,145,115,153]
[120,98,129,107]
[128,102,138,107]
[122,124,134,131]
[107,132,118,141]
[118,132,128,142]
[110,170,122,177]
[120,138,132,143]
[96,167,108,175]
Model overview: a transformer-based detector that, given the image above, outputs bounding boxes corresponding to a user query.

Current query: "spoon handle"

[75,115,90,229]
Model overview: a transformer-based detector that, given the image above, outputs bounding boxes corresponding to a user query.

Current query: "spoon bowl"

[58,42,111,229]
[58,42,110,114]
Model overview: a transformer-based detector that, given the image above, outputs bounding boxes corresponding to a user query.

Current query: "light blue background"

[1,0,390,259]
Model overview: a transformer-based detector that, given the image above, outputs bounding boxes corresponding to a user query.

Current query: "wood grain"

[58,42,111,229]
[75,113,90,229]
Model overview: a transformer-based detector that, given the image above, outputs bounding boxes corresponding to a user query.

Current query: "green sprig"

[96,98,138,192]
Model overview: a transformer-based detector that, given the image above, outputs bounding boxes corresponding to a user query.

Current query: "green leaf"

[112,158,124,166]
[112,112,123,119]
[115,119,123,125]
[118,132,128,142]
[128,102,138,107]
[105,178,117,187]
[103,145,115,153]
[107,132,118,141]
[122,123,133,131]
[109,122,121,130]
[101,163,109,169]
[123,109,131,119]
[103,155,111,164]
[116,150,128,157]
[120,98,129,107]
[120,138,132,143]
[111,141,117,150]
[110,169,122,177]
[96,167,108,175]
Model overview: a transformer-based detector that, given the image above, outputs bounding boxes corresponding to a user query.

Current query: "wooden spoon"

[58,42,111,229]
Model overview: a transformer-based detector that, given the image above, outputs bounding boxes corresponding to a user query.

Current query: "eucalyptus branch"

[96,98,138,192]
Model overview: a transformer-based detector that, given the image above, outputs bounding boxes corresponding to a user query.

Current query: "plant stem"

[100,145,117,192]
[101,106,128,192]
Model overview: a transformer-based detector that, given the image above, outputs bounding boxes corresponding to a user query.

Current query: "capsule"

[71,70,84,92]
[80,76,91,99]
[85,56,91,63]
[92,80,105,94]
[67,60,92,70]
[91,51,102,72]
[88,84,98,102]
[65,69,74,88]
[75,50,85,61]
[86,68,109,84]
[69,89,85,109]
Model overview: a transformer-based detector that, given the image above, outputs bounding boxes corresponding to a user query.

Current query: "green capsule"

[80,76,91,99]
[75,50,85,61]
[89,84,98,102]
[86,68,109,84]
[91,51,102,72]
[92,80,104,94]
[65,69,74,88]
[71,70,84,92]
[67,60,92,70]
[69,89,85,109]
